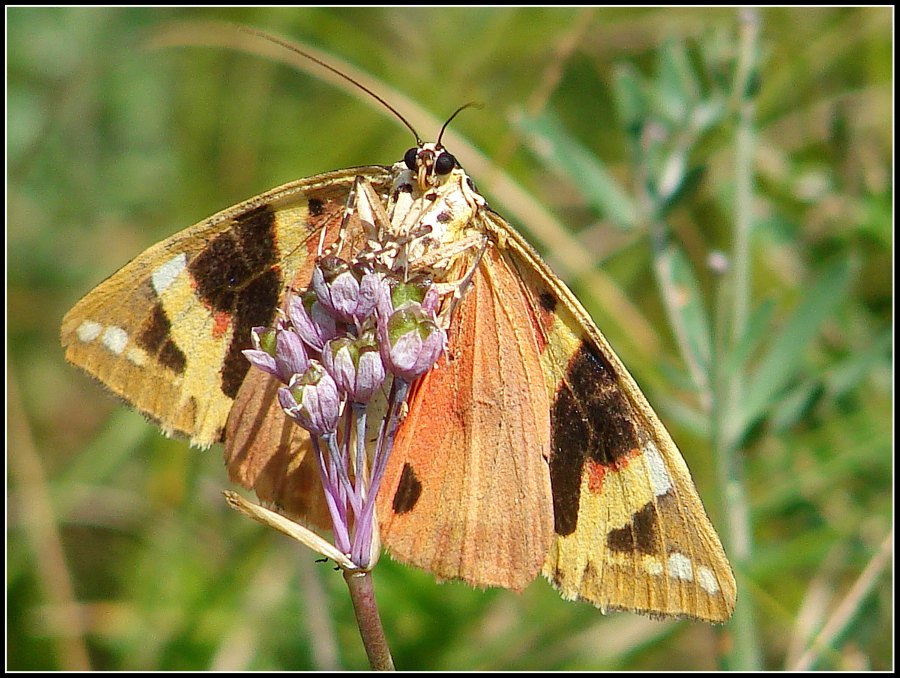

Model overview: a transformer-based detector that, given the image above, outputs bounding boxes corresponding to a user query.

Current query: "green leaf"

[611,62,647,140]
[721,298,776,378]
[656,162,706,217]
[656,38,700,123]
[824,327,891,398]
[656,242,711,384]
[515,108,637,230]
[735,257,854,440]
[769,378,822,431]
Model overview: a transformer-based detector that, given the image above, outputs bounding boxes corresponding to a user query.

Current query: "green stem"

[715,7,763,670]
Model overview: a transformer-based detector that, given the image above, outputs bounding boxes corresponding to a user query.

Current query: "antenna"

[238,26,423,146]
[437,102,483,148]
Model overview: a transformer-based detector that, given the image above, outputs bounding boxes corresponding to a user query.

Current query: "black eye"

[435,152,456,175]
[404,147,418,170]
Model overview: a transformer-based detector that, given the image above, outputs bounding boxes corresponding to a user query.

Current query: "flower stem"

[343,569,395,671]
[716,7,763,669]
[352,378,410,568]
[311,435,352,554]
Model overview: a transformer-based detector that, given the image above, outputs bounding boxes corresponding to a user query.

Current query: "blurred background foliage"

[7,6,892,670]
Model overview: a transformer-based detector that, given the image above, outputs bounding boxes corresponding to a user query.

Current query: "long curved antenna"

[239,26,422,146]
[437,102,483,147]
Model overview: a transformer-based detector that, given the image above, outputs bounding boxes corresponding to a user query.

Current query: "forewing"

[377,245,554,591]
[486,211,736,622]
[62,166,391,448]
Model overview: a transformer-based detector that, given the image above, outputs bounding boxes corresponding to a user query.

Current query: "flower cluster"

[242,256,447,569]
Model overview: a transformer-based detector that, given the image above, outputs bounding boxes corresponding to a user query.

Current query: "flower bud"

[312,256,382,324]
[278,362,341,435]
[242,326,278,376]
[377,277,435,320]
[322,331,386,403]
[288,289,338,351]
[421,285,440,315]
[243,324,309,384]
[275,327,310,380]
[377,305,445,381]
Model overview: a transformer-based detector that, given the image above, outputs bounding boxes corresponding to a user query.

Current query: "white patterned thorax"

[386,142,485,269]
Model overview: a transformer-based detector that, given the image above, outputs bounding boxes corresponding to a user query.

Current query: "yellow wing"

[61,166,392,448]
[485,210,736,622]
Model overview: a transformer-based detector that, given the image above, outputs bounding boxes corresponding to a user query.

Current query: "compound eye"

[403,147,418,170]
[435,151,456,175]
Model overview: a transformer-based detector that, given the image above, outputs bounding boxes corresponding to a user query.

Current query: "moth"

[61,46,736,624]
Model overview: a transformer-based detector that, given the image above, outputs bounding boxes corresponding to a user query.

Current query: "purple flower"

[278,362,341,435]
[312,256,382,324]
[322,332,386,403]
[377,305,446,381]
[243,324,309,384]
[376,277,436,320]
[287,290,338,351]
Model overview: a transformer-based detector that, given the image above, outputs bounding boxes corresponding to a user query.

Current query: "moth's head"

[403,142,459,191]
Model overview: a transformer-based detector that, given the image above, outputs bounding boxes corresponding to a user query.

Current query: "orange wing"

[491,211,737,621]
[225,366,333,528]
[376,246,554,590]
[223,169,389,529]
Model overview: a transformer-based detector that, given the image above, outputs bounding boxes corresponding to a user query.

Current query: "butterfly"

[61,42,735,624]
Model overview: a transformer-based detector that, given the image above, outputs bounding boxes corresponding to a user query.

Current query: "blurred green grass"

[7,6,892,670]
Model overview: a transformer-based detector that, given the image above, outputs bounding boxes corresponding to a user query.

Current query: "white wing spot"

[76,320,103,343]
[697,566,720,594]
[645,558,664,576]
[101,326,129,355]
[667,552,695,582]
[126,347,148,366]
[152,253,188,295]
[645,440,673,496]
